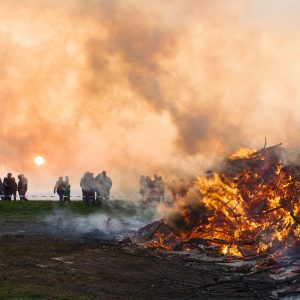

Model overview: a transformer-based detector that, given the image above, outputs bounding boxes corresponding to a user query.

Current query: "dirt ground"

[0,202,222,300]
[0,225,220,300]
[1,203,298,299]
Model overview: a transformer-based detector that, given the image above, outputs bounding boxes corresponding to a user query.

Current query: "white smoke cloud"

[0,0,299,197]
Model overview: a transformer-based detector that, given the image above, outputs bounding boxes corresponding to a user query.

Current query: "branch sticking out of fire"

[290,212,300,225]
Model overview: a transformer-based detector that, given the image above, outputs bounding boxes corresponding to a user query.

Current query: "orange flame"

[228,148,256,160]
[145,146,300,258]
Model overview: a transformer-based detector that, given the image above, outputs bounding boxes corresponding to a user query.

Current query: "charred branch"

[253,142,283,157]
[290,212,300,225]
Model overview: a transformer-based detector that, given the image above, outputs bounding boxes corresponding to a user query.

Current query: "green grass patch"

[0,199,142,221]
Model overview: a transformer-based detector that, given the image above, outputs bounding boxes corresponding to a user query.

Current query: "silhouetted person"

[54,177,64,202]
[143,176,156,202]
[101,171,112,201]
[11,177,17,201]
[3,173,13,201]
[95,173,103,203]
[139,175,146,200]
[154,175,165,202]
[63,176,71,201]
[95,171,112,204]
[0,179,4,200]
[80,172,95,205]
[18,174,28,201]
[140,174,165,203]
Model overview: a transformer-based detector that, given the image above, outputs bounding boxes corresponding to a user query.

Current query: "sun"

[34,156,45,166]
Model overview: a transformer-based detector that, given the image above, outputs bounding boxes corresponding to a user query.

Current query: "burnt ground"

[0,201,298,299]
[0,236,225,300]
[0,219,223,300]
[3,220,297,300]
[0,201,225,300]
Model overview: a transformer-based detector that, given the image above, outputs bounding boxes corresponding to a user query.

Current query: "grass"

[0,200,157,299]
[0,200,157,300]
[0,199,144,221]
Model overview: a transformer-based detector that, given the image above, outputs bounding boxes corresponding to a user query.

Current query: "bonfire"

[139,143,300,259]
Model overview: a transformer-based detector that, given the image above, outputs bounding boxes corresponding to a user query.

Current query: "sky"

[0,0,300,196]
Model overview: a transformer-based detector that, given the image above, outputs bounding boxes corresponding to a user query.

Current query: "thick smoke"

[44,200,158,237]
[0,0,299,194]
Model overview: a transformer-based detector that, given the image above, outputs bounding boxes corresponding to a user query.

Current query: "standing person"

[152,175,165,202]
[95,171,112,204]
[80,172,95,206]
[101,171,112,201]
[0,178,4,200]
[11,177,17,201]
[3,173,13,201]
[18,174,28,201]
[80,172,89,205]
[88,172,96,205]
[155,176,165,202]
[54,177,64,202]
[63,176,71,202]
[95,173,104,204]
[146,176,155,202]
[139,175,147,201]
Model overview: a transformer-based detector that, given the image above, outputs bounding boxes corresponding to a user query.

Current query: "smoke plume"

[0,0,299,195]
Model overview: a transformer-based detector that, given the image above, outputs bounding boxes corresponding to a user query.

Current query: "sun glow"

[34,156,45,166]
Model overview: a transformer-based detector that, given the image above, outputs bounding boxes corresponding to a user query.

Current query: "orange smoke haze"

[0,0,300,195]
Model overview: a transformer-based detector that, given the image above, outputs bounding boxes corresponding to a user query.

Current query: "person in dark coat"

[80,172,95,206]
[63,176,71,202]
[0,178,4,200]
[3,173,13,201]
[11,177,17,201]
[95,171,112,203]
[95,173,104,204]
[54,177,64,202]
[18,174,28,201]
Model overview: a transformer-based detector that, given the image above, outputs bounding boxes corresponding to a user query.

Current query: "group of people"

[0,173,28,201]
[54,176,71,202]
[80,171,112,205]
[139,174,165,203]
[53,172,112,204]
[0,172,166,204]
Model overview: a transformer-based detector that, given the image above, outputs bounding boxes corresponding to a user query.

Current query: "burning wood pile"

[129,143,300,297]
[137,143,300,259]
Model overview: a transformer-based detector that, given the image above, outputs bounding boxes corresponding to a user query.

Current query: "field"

[0,200,212,300]
[0,200,139,220]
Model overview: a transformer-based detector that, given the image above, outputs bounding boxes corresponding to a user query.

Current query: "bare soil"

[0,203,282,300]
[0,221,219,300]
